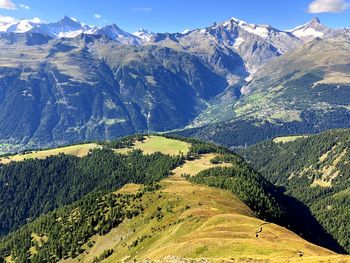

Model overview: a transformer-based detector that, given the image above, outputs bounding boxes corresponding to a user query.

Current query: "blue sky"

[0,0,349,32]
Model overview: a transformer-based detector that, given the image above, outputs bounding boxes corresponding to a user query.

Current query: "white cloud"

[132,7,152,12]
[19,3,30,9]
[0,15,17,23]
[308,0,349,13]
[30,17,41,23]
[0,0,17,10]
[94,13,102,19]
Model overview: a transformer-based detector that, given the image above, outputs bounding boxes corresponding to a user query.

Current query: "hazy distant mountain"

[0,16,42,33]
[0,15,343,44]
[94,24,142,45]
[0,15,141,44]
[149,17,301,81]
[0,15,96,38]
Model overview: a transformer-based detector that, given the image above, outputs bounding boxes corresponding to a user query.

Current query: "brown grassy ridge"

[0,143,100,164]
[60,150,348,262]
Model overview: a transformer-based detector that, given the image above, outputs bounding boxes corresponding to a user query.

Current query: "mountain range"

[0,15,349,150]
[0,15,143,44]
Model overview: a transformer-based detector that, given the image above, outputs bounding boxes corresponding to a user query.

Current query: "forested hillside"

[0,138,183,236]
[0,135,346,262]
[240,129,350,253]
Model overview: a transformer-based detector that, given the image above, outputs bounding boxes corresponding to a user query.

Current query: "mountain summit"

[288,17,331,40]
[55,15,82,28]
[0,16,41,33]
[96,24,142,45]
[133,28,155,42]
[43,15,98,38]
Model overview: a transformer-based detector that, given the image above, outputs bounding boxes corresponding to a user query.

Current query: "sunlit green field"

[115,136,190,155]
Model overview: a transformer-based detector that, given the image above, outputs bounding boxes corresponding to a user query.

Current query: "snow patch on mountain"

[242,25,269,38]
[287,17,328,40]
[0,16,42,33]
[292,27,324,38]
[133,28,154,42]
[97,24,141,45]
[0,15,143,45]
[0,15,343,48]
[233,37,244,49]
[222,18,271,38]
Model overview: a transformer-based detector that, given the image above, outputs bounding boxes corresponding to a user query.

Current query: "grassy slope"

[2,136,348,262]
[0,143,101,164]
[273,135,308,144]
[60,154,346,262]
[0,135,188,164]
[171,153,232,176]
[115,136,190,155]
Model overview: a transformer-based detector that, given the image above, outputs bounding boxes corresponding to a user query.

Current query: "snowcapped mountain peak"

[13,20,35,33]
[103,23,122,31]
[224,17,247,26]
[309,17,321,26]
[0,15,344,48]
[0,16,42,33]
[61,15,76,23]
[221,17,250,29]
[99,23,130,38]
[134,28,153,35]
[95,24,141,45]
[288,17,327,40]
[133,28,154,42]
[218,17,283,39]
[0,15,142,44]
[289,17,320,30]
[0,15,146,45]
[45,15,98,38]
[0,15,96,38]
[55,15,82,28]
[98,23,126,39]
